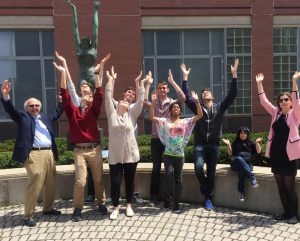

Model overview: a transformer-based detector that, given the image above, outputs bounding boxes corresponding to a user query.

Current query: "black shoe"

[24,217,36,227]
[98,204,108,215]
[164,200,170,208]
[85,195,95,204]
[172,204,181,213]
[274,213,290,221]
[72,208,82,222]
[149,195,159,206]
[43,209,61,215]
[287,216,298,224]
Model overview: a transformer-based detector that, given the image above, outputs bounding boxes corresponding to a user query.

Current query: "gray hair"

[23,98,42,111]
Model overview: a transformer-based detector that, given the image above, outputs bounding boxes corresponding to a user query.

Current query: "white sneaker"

[126,207,134,217]
[109,209,119,220]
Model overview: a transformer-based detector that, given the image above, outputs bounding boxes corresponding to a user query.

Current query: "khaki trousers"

[24,150,56,219]
[73,145,105,208]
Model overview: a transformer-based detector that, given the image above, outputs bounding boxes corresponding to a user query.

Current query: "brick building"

[0,0,300,140]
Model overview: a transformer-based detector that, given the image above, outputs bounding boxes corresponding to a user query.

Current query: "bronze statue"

[67,0,100,88]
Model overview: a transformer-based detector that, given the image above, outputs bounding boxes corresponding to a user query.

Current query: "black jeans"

[164,155,184,206]
[109,162,138,207]
[150,138,165,197]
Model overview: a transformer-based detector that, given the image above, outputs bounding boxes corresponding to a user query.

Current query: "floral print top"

[156,117,195,157]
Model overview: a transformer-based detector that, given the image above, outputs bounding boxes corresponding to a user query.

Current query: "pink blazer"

[259,91,300,161]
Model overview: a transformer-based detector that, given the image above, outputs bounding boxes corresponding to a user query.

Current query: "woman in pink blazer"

[256,72,300,224]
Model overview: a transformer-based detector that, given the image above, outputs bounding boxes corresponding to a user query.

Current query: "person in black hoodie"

[181,59,238,210]
[222,127,262,202]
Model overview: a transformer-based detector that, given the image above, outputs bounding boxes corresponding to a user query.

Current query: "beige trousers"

[24,150,56,219]
[73,145,105,208]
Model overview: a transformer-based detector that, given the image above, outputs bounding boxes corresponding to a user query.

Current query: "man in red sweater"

[54,53,110,222]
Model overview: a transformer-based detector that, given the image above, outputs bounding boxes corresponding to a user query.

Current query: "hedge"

[0,132,271,169]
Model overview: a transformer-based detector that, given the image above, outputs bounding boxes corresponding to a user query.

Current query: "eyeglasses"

[28,104,40,108]
[279,98,290,103]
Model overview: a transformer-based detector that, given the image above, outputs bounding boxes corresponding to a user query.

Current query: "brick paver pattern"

[0,200,299,241]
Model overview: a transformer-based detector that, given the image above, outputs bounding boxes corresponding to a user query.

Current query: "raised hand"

[55,51,65,62]
[106,66,117,82]
[168,69,174,83]
[147,71,153,85]
[181,63,191,80]
[256,73,264,83]
[95,53,111,73]
[221,138,231,146]
[1,80,11,97]
[191,90,199,101]
[292,71,300,81]
[231,58,239,78]
[53,62,65,73]
[256,137,263,143]
[134,70,142,84]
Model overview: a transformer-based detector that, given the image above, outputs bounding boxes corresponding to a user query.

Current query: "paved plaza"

[0,200,299,241]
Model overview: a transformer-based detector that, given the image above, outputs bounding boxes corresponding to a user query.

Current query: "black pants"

[164,155,184,206]
[150,138,165,197]
[109,162,138,207]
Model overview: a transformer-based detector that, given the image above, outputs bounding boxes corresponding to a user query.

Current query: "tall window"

[273,27,298,97]
[142,28,252,115]
[0,30,56,120]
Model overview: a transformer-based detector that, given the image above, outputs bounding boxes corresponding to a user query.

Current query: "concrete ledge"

[0,163,299,216]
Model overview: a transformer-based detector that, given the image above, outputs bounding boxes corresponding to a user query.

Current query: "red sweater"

[61,87,103,144]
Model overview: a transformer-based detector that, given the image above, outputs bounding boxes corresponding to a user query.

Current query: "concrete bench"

[0,163,299,216]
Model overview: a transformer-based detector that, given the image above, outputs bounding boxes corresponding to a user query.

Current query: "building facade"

[0,0,300,140]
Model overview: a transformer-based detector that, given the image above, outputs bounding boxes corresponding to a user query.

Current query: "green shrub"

[0,132,275,169]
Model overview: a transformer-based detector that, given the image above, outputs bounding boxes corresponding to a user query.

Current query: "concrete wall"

[0,163,299,216]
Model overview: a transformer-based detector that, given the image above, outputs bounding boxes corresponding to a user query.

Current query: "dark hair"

[124,86,135,94]
[169,102,182,114]
[275,92,292,110]
[235,126,251,141]
[200,88,214,101]
[157,81,169,87]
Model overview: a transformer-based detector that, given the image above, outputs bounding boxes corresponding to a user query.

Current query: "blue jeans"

[150,138,165,197]
[164,155,184,206]
[194,143,220,200]
[230,156,254,194]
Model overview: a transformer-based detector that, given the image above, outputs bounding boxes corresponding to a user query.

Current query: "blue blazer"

[1,98,64,163]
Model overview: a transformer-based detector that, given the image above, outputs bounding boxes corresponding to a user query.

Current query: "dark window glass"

[157,31,180,55]
[44,59,55,88]
[42,31,54,56]
[0,32,11,56]
[143,31,154,56]
[212,30,223,55]
[46,89,57,115]
[184,30,209,55]
[15,31,40,56]
[15,60,42,110]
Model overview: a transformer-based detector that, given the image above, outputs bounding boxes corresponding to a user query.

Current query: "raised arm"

[168,69,186,103]
[94,53,110,88]
[221,138,232,156]
[144,71,153,102]
[190,90,203,123]
[105,66,117,116]
[149,90,159,124]
[55,51,80,106]
[53,62,66,89]
[134,70,142,94]
[67,0,81,51]
[220,58,238,110]
[291,71,300,119]
[92,0,100,49]
[256,73,277,115]
[256,73,265,95]
[255,137,262,155]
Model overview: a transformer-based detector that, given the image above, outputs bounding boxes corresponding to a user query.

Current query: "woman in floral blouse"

[149,88,203,213]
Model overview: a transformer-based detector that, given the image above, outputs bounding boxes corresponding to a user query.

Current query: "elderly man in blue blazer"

[1,80,64,227]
